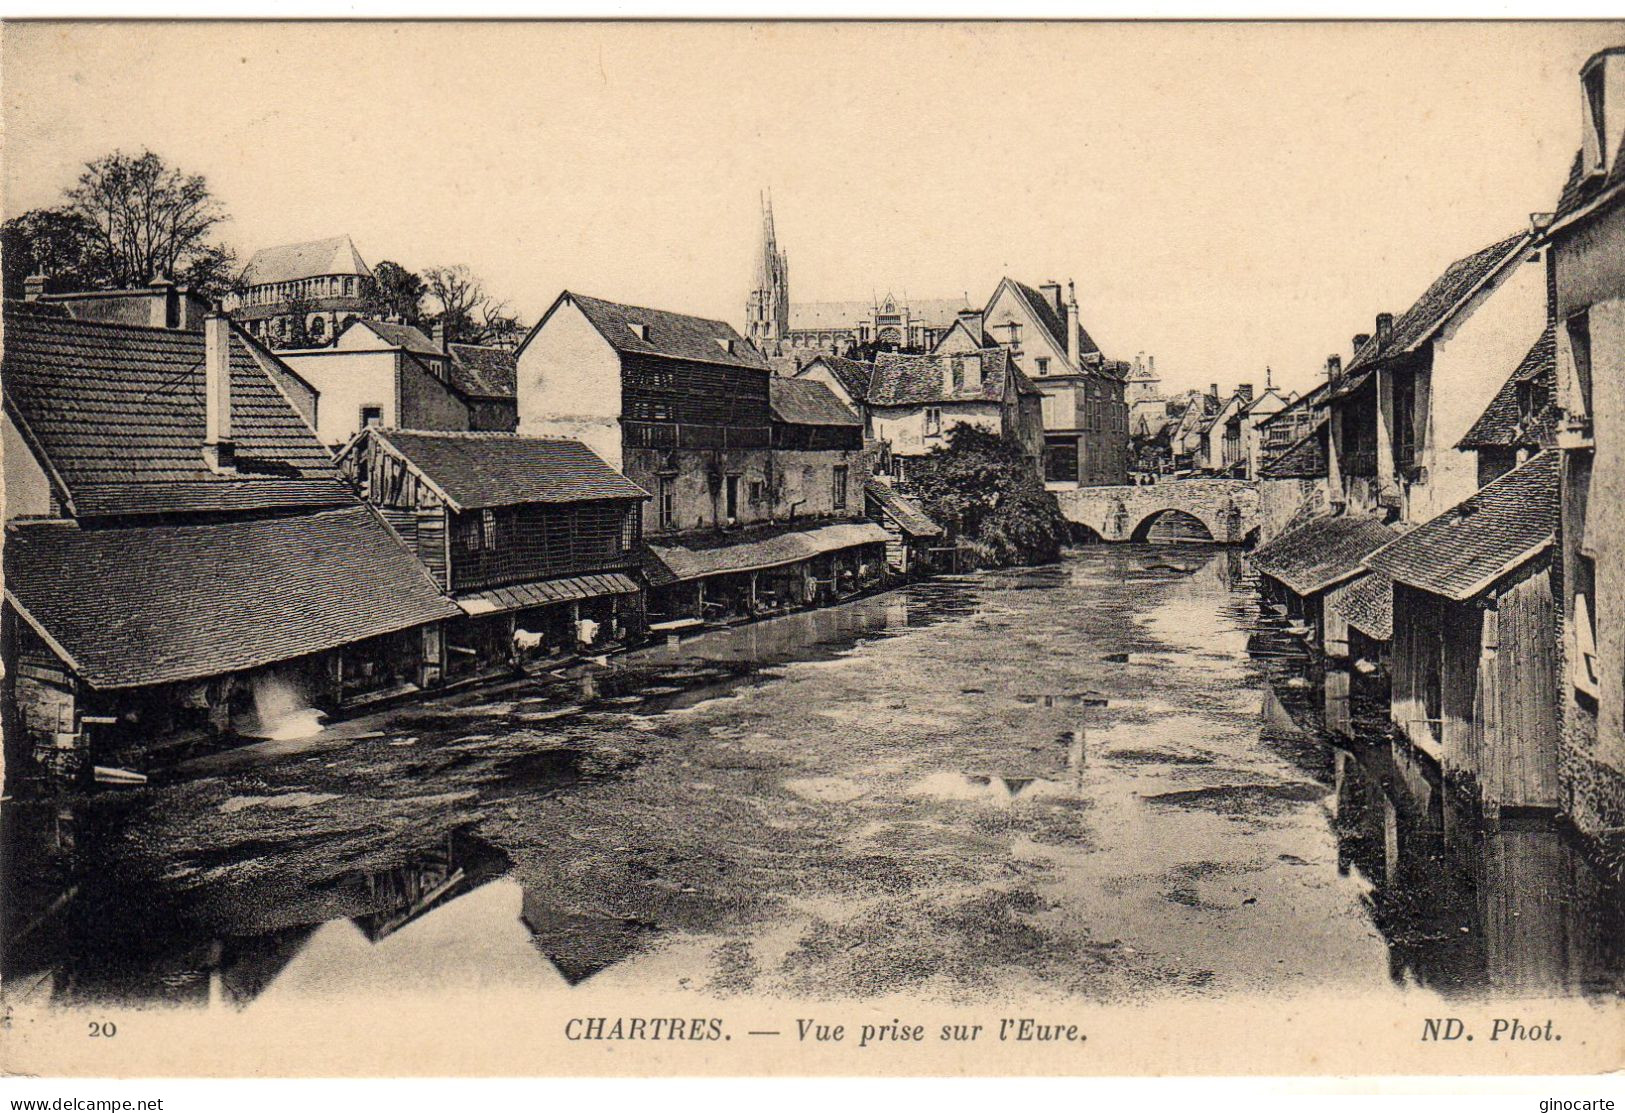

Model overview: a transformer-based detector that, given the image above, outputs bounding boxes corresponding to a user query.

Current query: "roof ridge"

[569,289,736,331]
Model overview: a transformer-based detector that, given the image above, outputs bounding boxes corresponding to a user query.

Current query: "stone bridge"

[1052,479,1260,543]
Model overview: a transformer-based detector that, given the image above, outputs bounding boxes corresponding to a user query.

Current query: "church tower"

[746,192,789,349]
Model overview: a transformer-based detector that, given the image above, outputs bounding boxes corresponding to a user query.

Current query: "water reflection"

[4,553,1622,1009]
[1260,648,1625,998]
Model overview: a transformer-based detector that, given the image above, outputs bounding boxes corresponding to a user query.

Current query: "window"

[925,407,942,436]
[360,404,383,428]
[481,509,497,551]
[1574,555,1601,701]
[832,466,848,511]
[344,276,356,296]
[749,479,766,503]
[1585,62,1607,169]
[1568,310,1593,422]
[1035,358,1050,376]
[658,477,676,530]
[725,475,741,521]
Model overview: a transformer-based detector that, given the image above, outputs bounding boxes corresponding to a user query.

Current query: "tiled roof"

[1363,451,1558,601]
[646,521,891,582]
[240,235,371,287]
[1331,231,1530,401]
[563,292,770,371]
[867,348,1015,406]
[1260,419,1329,480]
[769,377,861,427]
[347,318,443,357]
[865,479,942,538]
[800,354,875,402]
[3,506,459,690]
[1458,327,1559,450]
[1554,87,1625,228]
[2,310,351,518]
[365,429,648,511]
[446,342,518,400]
[1248,513,1400,597]
[1327,570,1394,641]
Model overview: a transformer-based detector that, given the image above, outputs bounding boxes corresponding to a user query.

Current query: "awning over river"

[456,572,641,616]
[644,521,892,584]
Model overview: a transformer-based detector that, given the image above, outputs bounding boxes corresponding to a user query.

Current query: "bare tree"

[64,150,231,290]
[422,264,492,344]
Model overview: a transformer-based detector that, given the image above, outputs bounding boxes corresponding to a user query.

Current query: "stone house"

[1545,44,1625,839]
[982,277,1127,486]
[862,346,1044,483]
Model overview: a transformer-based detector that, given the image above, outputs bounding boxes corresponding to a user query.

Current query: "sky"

[4,20,1623,397]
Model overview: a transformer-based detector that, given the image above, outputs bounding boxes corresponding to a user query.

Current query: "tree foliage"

[1,208,101,298]
[360,260,426,325]
[4,149,237,299]
[908,425,1068,569]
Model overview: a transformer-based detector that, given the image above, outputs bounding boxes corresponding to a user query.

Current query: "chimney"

[23,273,47,302]
[956,306,984,340]
[202,313,235,473]
[1326,355,1343,380]
[432,319,447,352]
[1065,280,1080,365]
[148,273,178,329]
[1238,383,1255,403]
[1040,281,1063,315]
[1353,333,1371,352]
[1209,383,1219,402]
[1375,312,1394,348]
[1148,355,1155,376]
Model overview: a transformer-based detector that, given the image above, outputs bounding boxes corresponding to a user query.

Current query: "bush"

[908,426,1068,568]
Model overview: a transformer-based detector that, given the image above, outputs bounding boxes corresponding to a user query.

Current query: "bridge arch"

[1129,508,1218,543]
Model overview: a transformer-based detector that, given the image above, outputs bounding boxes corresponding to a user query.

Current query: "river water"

[4,545,1622,1011]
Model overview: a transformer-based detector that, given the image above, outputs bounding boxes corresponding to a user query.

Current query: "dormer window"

[1585,60,1608,172]
[628,322,650,341]
[716,337,735,354]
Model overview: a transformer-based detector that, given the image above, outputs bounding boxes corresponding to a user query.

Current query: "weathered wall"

[399,356,471,433]
[1555,203,1625,837]
[277,349,401,447]
[773,448,864,521]
[871,402,1002,457]
[1413,249,1546,524]
[626,447,774,535]
[3,411,55,520]
[516,300,624,469]
[1256,477,1325,544]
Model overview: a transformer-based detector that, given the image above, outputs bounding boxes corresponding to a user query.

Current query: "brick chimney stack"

[202,313,236,473]
[23,273,47,302]
[148,274,178,329]
[1375,312,1394,348]
[1326,355,1343,380]
[432,319,447,352]
[1353,333,1371,353]
[1065,281,1080,366]
[1238,383,1255,403]
[1040,281,1063,315]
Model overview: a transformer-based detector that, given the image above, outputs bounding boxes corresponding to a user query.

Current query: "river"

[3,545,1622,1011]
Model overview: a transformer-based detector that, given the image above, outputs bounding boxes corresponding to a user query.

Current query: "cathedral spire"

[747,190,790,347]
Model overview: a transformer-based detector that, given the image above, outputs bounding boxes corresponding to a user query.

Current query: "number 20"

[88,1020,117,1038]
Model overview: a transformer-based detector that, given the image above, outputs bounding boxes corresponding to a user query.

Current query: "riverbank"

[3,546,1621,1012]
